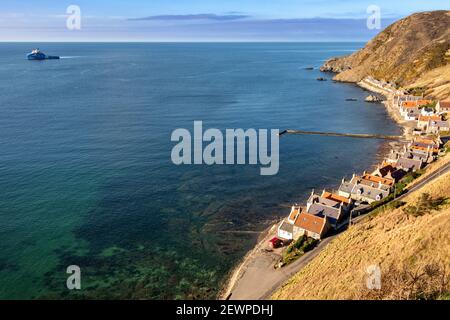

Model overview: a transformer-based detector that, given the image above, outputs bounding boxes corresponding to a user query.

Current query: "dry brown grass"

[272,170,450,300]
[407,64,450,100]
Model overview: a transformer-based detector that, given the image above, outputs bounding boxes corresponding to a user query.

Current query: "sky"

[0,0,448,41]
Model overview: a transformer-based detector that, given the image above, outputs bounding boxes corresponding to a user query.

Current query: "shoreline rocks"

[365,94,383,103]
[319,57,352,73]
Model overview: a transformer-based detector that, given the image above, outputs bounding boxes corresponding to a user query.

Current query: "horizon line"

[0,40,369,43]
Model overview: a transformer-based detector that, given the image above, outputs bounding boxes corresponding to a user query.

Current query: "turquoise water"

[0,43,400,299]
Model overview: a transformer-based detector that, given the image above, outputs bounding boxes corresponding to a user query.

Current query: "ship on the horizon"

[27,49,60,60]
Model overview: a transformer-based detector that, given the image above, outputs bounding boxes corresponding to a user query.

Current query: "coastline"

[218,76,409,300]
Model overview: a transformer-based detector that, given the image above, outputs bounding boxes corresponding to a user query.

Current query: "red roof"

[439,100,450,109]
[294,212,327,235]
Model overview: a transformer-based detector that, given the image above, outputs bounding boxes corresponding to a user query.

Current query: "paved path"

[227,159,450,300]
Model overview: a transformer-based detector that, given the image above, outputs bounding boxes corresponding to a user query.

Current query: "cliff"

[321,11,450,99]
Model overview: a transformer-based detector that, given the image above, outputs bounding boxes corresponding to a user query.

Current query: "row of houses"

[276,96,447,243]
[396,97,450,133]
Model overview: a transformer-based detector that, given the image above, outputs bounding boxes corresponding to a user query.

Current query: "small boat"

[27,49,60,60]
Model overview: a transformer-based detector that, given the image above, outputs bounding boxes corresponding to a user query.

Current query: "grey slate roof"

[307,194,341,208]
[358,178,391,191]
[404,150,432,162]
[339,181,354,194]
[352,184,390,201]
[307,203,341,225]
[339,179,390,202]
[279,220,293,234]
[397,157,422,171]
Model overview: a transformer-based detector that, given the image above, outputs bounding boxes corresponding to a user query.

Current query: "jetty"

[279,129,404,141]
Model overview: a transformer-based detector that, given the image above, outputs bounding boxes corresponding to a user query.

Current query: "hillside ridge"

[320,10,450,99]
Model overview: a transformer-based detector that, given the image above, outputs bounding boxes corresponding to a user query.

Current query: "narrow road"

[398,161,450,199]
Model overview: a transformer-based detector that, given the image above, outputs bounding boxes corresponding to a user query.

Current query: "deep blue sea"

[0,43,401,299]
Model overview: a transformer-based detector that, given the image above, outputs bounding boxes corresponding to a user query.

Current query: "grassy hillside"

[321,11,450,99]
[272,155,450,300]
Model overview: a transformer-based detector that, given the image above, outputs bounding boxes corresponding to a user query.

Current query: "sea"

[0,43,401,299]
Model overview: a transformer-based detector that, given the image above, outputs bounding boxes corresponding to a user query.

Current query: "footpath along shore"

[219,76,445,300]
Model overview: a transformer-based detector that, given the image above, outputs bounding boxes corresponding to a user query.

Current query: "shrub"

[403,193,449,217]
[293,235,307,250]
[301,238,319,253]
[281,236,318,266]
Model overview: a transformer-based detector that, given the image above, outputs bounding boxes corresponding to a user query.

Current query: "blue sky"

[0,0,448,41]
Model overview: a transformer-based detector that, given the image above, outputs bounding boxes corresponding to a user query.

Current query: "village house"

[409,139,440,155]
[321,190,353,209]
[278,205,304,240]
[360,172,394,191]
[436,99,450,114]
[307,190,352,211]
[385,149,402,164]
[403,148,434,164]
[277,220,294,240]
[306,202,343,229]
[399,97,433,112]
[372,162,406,182]
[385,143,433,170]
[421,106,436,116]
[338,174,390,204]
[415,136,441,148]
[426,119,450,134]
[396,156,423,172]
[399,101,421,121]
[402,106,421,121]
[394,95,422,108]
[417,115,442,130]
[278,208,330,240]
[298,189,353,230]
[286,205,303,224]
[292,212,330,240]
